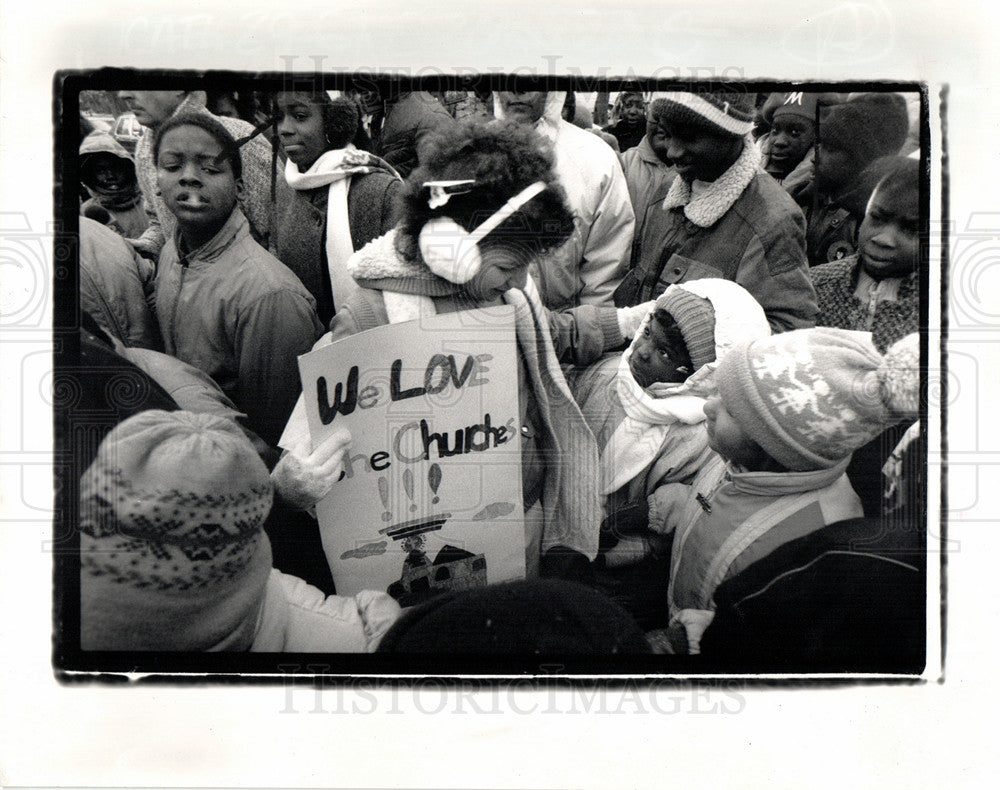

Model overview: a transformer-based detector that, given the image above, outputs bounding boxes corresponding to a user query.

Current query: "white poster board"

[298,306,526,602]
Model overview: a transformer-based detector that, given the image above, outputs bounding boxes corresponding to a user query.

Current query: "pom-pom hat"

[715,329,920,472]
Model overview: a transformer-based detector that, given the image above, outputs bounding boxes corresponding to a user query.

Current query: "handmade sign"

[298,306,526,603]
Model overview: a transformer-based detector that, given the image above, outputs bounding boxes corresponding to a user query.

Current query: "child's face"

[275,92,328,170]
[628,317,692,388]
[703,396,763,467]
[653,119,742,183]
[620,94,646,125]
[857,182,919,279]
[156,125,242,246]
[88,154,132,192]
[117,91,185,129]
[767,115,816,176]
[462,246,529,302]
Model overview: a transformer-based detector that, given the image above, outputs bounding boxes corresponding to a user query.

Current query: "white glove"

[270,428,352,511]
[616,300,657,339]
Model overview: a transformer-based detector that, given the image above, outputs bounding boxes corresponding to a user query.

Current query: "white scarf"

[284,146,400,312]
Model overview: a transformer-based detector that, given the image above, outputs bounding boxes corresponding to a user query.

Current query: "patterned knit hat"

[654,91,757,137]
[819,92,910,167]
[80,410,275,651]
[715,329,920,471]
[655,286,717,372]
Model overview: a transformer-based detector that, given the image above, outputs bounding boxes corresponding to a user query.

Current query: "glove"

[616,300,657,339]
[270,427,352,511]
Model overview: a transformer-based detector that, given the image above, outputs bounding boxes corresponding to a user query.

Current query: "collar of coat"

[662,137,762,228]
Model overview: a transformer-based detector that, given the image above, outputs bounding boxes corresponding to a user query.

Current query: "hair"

[153,111,242,179]
[395,119,576,264]
[650,309,694,371]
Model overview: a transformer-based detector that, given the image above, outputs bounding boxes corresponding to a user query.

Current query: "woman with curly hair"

[279,119,652,580]
[273,92,402,326]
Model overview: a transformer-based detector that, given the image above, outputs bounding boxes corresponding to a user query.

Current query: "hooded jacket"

[79,131,149,239]
[495,92,635,311]
[622,137,818,334]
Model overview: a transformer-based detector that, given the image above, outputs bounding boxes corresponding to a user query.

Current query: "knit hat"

[765,91,845,125]
[715,329,920,471]
[80,410,275,651]
[655,286,717,372]
[376,579,651,654]
[653,91,757,137]
[819,92,910,167]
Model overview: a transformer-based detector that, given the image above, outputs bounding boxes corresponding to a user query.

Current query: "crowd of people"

[72,85,925,668]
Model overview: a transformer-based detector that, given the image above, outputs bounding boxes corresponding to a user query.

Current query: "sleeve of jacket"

[235,289,325,447]
[254,570,401,652]
[735,213,818,334]
[577,154,636,307]
[546,304,625,366]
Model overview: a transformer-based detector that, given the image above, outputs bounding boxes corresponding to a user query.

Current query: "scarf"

[284,146,401,312]
[662,136,762,227]
[600,277,772,495]
[350,232,601,559]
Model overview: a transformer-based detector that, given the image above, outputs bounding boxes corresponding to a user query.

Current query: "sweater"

[810,255,919,353]
[154,209,324,446]
[273,170,401,325]
[620,138,817,334]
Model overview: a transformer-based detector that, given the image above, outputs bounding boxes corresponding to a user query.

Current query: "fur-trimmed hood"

[662,137,762,227]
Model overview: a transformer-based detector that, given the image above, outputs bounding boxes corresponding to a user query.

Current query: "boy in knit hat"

[791,92,911,265]
[758,91,844,191]
[644,328,919,654]
[571,278,771,576]
[80,409,400,651]
[617,90,817,334]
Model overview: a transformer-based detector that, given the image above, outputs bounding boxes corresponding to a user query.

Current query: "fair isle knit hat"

[655,286,717,372]
[654,91,757,138]
[715,329,920,471]
[80,410,275,651]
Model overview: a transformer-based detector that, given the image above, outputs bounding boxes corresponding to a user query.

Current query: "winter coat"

[811,255,919,353]
[79,131,149,239]
[495,92,636,311]
[374,91,457,179]
[154,209,325,447]
[649,457,863,654]
[621,136,677,247]
[619,138,817,334]
[132,93,275,258]
[79,216,161,350]
[273,170,401,325]
[602,118,646,153]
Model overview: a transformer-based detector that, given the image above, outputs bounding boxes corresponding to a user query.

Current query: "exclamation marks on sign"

[377,464,445,520]
[403,468,416,512]
[378,476,391,522]
[429,463,442,504]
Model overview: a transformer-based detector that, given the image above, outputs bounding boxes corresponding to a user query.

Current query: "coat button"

[673,267,682,275]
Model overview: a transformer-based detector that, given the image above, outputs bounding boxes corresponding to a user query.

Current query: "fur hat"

[654,91,757,137]
[377,579,651,653]
[715,329,920,471]
[819,92,910,167]
[655,287,717,372]
[80,410,274,651]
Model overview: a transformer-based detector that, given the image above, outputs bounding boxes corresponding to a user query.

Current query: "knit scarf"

[662,136,762,227]
[349,234,601,559]
[284,146,401,312]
